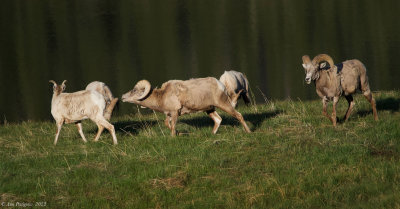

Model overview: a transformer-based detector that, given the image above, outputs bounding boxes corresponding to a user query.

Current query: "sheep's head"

[301,55,318,84]
[49,80,67,96]
[122,80,151,104]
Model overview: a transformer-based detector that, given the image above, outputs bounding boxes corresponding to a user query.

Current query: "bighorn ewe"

[49,80,118,145]
[85,81,119,121]
[301,54,378,126]
[219,70,251,107]
[121,77,251,136]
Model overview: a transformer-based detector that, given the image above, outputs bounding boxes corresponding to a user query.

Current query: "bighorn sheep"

[121,77,251,136]
[49,80,118,145]
[301,54,378,126]
[219,70,251,107]
[85,81,119,121]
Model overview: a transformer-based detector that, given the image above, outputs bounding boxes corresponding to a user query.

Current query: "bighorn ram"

[85,81,119,121]
[301,54,378,126]
[121,77,251,136]
[219,70,251,107]
[49,80,118,145]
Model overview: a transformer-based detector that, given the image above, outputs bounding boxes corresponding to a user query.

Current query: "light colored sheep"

[219,70,251,107]
[85,81,118,121]
[301,54,378,126]
[121,77,251,136]
[49,80,118,145]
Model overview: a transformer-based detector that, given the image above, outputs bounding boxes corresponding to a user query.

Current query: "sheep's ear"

[61,80,67,91]
[320,62,327,69]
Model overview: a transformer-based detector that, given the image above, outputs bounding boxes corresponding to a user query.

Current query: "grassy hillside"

[1,91,400,208]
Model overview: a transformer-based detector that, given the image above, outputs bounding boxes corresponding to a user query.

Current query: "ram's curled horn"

[61,80,67,85]
[49,80,57,85]
[302,55,311,64]
[312,54,335,69]
[133,80,151,100]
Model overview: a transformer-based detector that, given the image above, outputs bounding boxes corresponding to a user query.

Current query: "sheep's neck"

[315,70,341,97]
[140,90,163,112]
[51,92,62,102]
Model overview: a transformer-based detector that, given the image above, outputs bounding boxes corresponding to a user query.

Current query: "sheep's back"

[174,77,228,109]
[52,90,105,120]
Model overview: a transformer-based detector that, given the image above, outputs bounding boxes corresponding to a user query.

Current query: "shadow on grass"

[113,120,158,135]
[376,97,400,112]
[111,109,282,135]
[179,110,282,132]
[354,97,400,119]
[368,144,399,160]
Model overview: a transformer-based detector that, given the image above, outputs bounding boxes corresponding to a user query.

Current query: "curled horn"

[61,80,67,86]
[312,54,334,69]
[49,80,57,85]
[302,55,312,64]
[133,80,151,100]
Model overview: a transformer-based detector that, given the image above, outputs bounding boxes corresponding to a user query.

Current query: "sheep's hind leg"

[218,104,251,133]
[363,91,378,121]
[54,119,64,145]
[75,122,87,143]
[94,124,105,142]
[96,118,118,145]
[344,95,355,122]
[207,110,222,134]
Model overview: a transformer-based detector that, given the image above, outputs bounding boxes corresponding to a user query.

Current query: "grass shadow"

[113,119,158,135]
[355,110,373,119]
[376,97,400,112]
[353,97,400,120]
[179,110,282,131]
[243,110,283,130]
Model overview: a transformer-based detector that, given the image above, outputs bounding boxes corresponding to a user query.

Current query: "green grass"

[1,91,400,208]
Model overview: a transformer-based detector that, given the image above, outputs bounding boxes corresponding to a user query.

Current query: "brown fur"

[301,54,378,126]
[122,77,251,136]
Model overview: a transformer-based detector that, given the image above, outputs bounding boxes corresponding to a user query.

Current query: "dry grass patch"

[149,171,189,190]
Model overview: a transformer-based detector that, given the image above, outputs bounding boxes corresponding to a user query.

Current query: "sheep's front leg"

[164,115,172,130]
[76,122,87,143]
[331,96,339,126]
[54,119,64,145]
[169,113,178,136]
[322,98,331,121]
